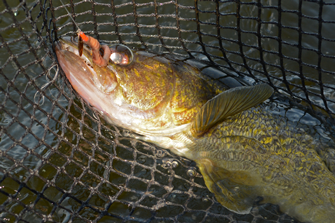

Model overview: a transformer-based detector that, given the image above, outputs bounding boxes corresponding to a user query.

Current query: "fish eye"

[109,44,134,66]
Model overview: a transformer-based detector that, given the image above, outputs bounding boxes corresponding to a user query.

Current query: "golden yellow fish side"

[188,107,335,223]
[109,53,218,127]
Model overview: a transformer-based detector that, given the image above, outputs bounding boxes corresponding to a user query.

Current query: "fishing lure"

[60,0,133,67]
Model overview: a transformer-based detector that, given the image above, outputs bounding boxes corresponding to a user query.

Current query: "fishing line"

[59,0,82,33]
[34,1,82,106]
[34,64,60,105]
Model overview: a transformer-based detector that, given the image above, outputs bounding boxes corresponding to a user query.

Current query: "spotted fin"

[191,84,273,137]
[197,159,260,214]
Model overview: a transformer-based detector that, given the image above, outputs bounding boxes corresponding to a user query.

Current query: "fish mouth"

[54,36,94,69]
[54,35,110,113]
[54,36,118,94]
[53,36,78,54]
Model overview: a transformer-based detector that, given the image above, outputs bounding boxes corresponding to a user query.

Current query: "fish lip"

[53,36,79,53]
[54,36,89,63]
[53,40,62,52]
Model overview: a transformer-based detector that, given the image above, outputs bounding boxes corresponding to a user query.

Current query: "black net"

[1,0,335,222]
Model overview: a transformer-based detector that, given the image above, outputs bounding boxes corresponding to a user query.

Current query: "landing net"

[1,0,335,222]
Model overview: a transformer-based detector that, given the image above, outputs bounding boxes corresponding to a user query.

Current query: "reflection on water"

[0,0,334,222]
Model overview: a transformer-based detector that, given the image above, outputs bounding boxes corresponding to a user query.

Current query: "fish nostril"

[84,60,93,69]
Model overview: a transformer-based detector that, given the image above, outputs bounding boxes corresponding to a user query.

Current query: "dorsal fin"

[191,84,273,137]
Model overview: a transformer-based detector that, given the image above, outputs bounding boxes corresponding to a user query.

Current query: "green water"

[0,0,335,222]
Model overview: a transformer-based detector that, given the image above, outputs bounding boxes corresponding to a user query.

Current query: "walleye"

[54,35,335,223]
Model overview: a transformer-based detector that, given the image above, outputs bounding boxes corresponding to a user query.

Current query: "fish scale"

[190,105,335,222]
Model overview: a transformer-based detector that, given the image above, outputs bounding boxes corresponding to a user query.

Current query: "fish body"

[54,37,335,223]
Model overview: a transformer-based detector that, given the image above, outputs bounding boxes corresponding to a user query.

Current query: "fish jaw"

[54,40,107,112]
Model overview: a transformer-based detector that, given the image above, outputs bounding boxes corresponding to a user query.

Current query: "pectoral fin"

[197,159,259,214]
[191,84,273,137]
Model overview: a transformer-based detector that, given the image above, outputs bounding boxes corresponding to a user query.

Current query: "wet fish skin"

[188,107,335,223]
[54,37,335,223]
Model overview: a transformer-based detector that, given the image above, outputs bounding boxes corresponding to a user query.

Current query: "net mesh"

[1,0,335,222]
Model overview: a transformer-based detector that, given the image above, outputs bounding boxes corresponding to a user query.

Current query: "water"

[0,0,335,222]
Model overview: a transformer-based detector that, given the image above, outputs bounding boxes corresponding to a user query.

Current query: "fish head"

[54,36,216,136]
[54,36,118,94]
